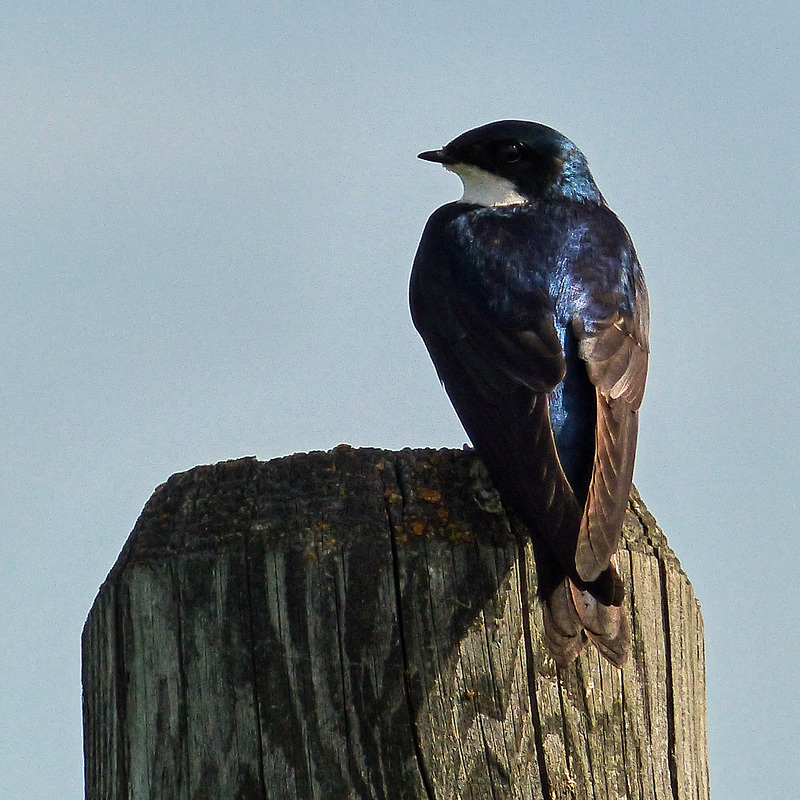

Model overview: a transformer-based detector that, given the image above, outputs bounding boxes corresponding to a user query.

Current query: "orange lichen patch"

[411,521,425,536]
[436,506,451,523]
[313,521,331,531]
[383,489,402,504]
[393,524,408,545]
[417,487,442,503]
[448,526,472,543]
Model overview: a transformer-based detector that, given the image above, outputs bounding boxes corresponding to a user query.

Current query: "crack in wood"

[657,555,680,800]
[518,545,554,800]
[241,461,268,800]
[386,454,438,800]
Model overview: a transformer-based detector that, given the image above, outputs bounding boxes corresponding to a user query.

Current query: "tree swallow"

[410,121,649,666]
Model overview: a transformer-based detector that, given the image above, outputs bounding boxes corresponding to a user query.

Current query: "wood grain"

[83,447,708,800]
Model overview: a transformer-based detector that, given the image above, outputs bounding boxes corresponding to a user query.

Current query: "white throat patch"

[446,163,527,207]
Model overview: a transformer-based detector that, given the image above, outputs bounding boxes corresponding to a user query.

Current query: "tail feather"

[541,579,587,665]
[542,578,630,667]
[569,581,630,667]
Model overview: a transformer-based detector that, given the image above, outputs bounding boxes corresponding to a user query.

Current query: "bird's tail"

[541,578,630,667]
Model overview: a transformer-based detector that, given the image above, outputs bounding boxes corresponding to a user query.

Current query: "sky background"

[2,2,798,797]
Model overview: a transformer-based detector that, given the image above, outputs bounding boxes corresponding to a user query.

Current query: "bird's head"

[419,120,602,207]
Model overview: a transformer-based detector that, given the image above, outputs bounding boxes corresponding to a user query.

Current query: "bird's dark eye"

[497,142,523,162]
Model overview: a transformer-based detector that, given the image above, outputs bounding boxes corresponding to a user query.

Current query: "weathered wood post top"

[82,446,708,800]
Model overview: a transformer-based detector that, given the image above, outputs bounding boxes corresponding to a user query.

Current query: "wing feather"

[574,270,649,582]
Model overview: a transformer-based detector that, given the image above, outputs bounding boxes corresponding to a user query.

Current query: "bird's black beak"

[418,148,455,165]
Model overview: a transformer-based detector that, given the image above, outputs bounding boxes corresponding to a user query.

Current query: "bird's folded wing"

[574,271,649,582]
[443,291,566,399]
[415,283,591,579]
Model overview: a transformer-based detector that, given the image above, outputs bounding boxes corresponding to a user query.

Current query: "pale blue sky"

[2,3,798,797]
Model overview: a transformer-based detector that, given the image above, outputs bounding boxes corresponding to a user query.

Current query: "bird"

[410,121,649,666]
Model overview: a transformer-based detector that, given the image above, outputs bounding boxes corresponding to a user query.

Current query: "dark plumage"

[410,121,649,666]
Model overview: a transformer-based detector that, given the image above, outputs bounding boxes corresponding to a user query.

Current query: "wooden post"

[82,446,708,800]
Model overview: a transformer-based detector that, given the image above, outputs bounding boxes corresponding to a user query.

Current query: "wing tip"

[541,579,630,668]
